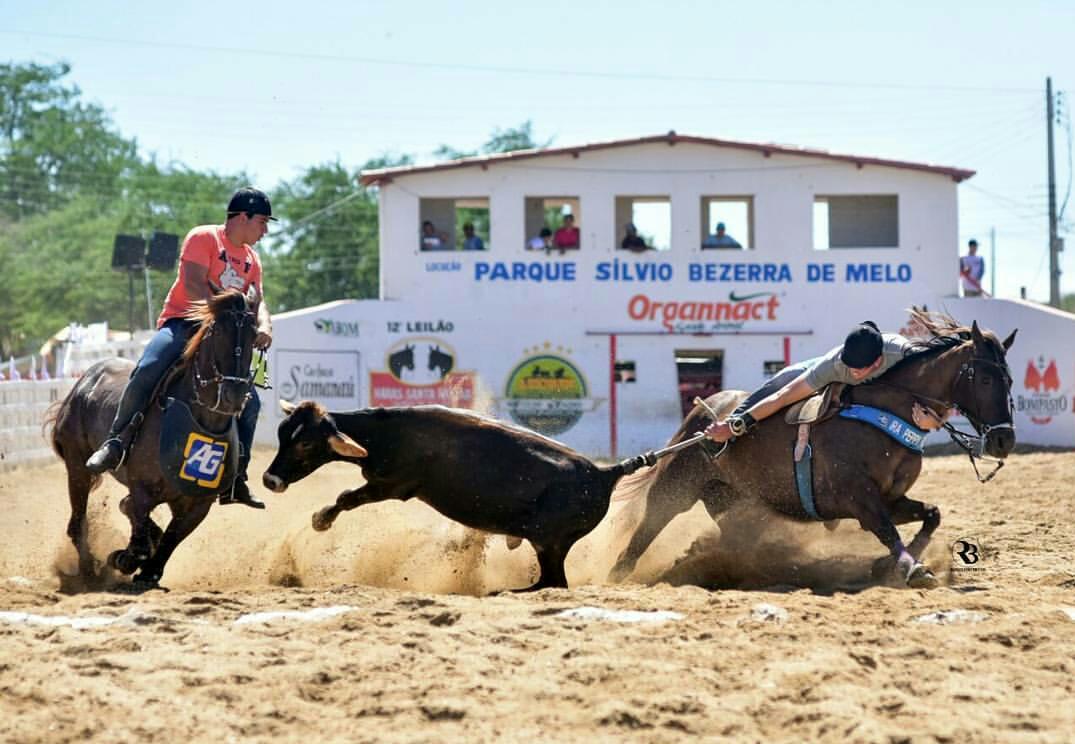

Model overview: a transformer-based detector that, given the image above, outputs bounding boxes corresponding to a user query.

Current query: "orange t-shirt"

[157,225,264,328]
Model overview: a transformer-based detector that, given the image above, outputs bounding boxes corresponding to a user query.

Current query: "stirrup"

[219,478,265,510]
[85,438,126,473]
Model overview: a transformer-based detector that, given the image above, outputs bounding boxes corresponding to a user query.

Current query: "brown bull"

[263,401,654,591]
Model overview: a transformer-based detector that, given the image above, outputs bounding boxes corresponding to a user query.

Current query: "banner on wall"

[276,350,361,410]
[370,337,477,408]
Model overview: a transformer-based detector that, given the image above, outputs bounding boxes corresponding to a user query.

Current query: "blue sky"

[2,0,1073,302]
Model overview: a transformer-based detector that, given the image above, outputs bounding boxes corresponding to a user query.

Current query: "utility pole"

[990,226,996,296]
[1047,77,1061,307]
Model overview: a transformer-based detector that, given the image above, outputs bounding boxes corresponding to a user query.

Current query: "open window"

[701,197,752,250]
[674,349,723,418]
[813,195,898,250]
[524,196,580,253]
[419,197,490,251]
[615,196,670,252]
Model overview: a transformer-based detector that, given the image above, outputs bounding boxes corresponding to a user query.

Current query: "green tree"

[262,155,412,312]
[433,120,552,160]
[0,61,137,220]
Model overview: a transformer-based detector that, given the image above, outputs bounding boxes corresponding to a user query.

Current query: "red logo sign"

[370,337,477,408]
[1017,357,1067,425]
[627,292,780,332]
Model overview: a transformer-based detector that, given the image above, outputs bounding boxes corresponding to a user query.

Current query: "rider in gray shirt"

[706,322,915,443]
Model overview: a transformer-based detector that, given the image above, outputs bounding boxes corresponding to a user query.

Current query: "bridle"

[191,307,257,415]
[937,353,1014,482]
[866,346,1014,483]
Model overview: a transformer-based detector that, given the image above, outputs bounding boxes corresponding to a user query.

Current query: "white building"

[260,133,1074,454]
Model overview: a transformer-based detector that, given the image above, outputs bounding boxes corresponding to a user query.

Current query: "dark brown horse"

[609,315,1016,589]
[48,290,258,589]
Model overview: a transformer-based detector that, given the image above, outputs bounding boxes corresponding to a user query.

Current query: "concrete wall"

[0,381,74,471]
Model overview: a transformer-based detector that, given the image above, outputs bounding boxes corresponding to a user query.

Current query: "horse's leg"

[517,539,575,591]
[108,486,158,575]
[887,496,941,562]
[608,461,713,583]
[311,483,385,531]
[850,487,937,589]
[132,498,213,586]
[64,460,98,580]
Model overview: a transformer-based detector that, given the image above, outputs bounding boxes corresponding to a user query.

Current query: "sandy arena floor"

[1,447,1074,743]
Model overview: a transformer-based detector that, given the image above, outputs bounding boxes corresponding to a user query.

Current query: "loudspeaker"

[147,232,179,271]
[111,234,146,271]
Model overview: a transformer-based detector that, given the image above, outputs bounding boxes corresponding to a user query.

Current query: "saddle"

[784,383,845,462]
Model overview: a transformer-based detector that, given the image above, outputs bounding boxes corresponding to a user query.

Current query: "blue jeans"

[109,317,259,477]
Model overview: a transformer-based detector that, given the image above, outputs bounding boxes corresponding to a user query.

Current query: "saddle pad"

[159,397,239,498]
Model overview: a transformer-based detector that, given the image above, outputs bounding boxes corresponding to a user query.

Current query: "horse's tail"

[43,380,83,460]
[604,413,702,502]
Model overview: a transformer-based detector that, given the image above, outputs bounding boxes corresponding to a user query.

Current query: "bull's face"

[262,400,368,493]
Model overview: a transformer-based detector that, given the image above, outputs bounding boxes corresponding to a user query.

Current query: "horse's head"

[183,288,258,416]
[951,321,1017,459]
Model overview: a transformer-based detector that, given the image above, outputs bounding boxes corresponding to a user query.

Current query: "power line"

[0,28,1045,94]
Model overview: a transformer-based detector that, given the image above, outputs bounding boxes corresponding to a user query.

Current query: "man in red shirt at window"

[553,213,580,252]
[85,187,275,509]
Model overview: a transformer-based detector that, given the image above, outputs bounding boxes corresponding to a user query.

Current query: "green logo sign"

[504,354,588,435]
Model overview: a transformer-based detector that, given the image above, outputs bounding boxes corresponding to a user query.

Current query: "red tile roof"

[359,131,975,186]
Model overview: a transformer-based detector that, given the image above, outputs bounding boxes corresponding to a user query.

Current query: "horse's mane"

[181,289,248,364]
[888,306,1001,374]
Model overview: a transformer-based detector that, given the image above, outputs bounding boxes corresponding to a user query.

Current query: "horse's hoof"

[107,549,142,575]
[906,564,938,589]
[311,509,333,532]
[131,571,166,591]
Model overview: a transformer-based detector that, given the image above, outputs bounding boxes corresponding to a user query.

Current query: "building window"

[813,195,898,250]
[614,360,636,383]
[701,197,751,250]
[615,196,670,252]
[525,197,580,254]
[419,197,490,251]
[674,349,723,418]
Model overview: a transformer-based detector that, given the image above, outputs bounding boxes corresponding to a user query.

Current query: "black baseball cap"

[840,321,883,368]
[227,187,277,221]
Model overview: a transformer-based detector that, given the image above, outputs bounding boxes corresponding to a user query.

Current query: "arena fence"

[0,380,76,471]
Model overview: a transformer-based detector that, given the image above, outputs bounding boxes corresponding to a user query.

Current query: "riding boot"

[219,475,266,509]
[85,383,154,474]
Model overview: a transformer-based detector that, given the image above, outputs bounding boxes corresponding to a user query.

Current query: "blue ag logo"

[179,433,228,488]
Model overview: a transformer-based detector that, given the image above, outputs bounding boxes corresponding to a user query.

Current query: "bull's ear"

[279,400,296,415]
[329,432,368,458]
[1002,329,1017,351]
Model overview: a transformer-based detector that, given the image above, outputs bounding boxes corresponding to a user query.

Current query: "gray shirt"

[803,333,915,390]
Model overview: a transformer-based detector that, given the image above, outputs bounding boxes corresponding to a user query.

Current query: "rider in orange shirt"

[85,187,275,508]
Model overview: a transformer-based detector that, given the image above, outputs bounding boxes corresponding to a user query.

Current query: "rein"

[862,352,1013,483]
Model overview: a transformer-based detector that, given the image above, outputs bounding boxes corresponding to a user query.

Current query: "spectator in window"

[461,222,485,251]
[959,238,986,297]
[553,214,580,252]
[702,221,742,249]
[527,227,553,251]
[420,220,449,251]
[620,223,650,252]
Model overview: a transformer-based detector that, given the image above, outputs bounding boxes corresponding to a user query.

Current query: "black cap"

[227,187,277,221]
[968,238,978,247]
[840,321,883,368]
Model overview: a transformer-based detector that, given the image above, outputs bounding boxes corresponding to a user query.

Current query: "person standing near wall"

[960,238,986,297]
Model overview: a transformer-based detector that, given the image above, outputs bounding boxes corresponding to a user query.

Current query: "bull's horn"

[279,400,296,415]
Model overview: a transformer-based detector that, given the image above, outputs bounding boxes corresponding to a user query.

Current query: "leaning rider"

[85,187,275,509]
[705,321,916,444]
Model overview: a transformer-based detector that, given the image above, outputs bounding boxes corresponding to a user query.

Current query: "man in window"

[420,220,449,251]
[461,222,485,251]
[553,214,580,252]
[620,223,650,252]
[702,221,742,249]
